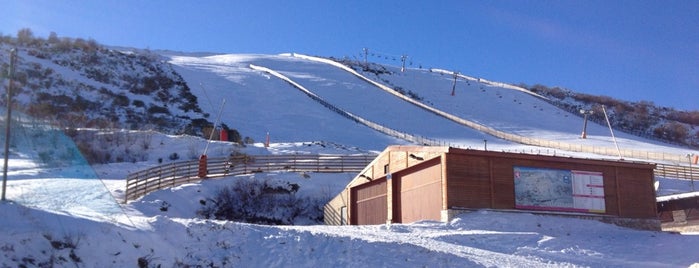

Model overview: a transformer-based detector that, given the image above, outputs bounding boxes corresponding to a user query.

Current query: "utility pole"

[2,48,17,201]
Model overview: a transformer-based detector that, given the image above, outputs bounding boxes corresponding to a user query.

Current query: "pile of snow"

[3,175,699,267]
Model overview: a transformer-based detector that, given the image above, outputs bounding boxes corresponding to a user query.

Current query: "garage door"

[351,178,387,225]
[395,160,442,223]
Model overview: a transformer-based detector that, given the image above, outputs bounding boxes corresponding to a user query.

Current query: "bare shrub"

[197,179,324,225]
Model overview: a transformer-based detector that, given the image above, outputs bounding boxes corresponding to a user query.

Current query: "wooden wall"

[350,178,388,225]
[391,157,443,223]
[615,167,657,218]
[446,154,492,208]
[326,146,657,226]
[445,148,657,219]
[324,192,348,225]
[657,196,699,223]
[326,146,449,225]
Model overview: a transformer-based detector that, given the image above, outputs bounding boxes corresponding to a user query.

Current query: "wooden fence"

[124,152,696,203]
[656,163,699,182]
[124,154,375,202]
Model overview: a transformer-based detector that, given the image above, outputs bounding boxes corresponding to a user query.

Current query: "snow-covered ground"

[1,52,698,267]
[3,143,699,267]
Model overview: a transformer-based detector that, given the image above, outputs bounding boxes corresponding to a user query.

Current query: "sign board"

[514,166,605,213]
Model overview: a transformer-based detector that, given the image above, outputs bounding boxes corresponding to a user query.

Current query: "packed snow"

[1,52,698,267]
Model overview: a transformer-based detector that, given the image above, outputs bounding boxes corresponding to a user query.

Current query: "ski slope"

[169,53,688,162]
[169,54,403,151]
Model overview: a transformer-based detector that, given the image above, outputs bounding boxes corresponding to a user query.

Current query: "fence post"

[142,170,150,200]
[124,174,130,203]
[157,167,162,190]
[172,162,177,187]
[341,156,344,172]
[198,155,207,178]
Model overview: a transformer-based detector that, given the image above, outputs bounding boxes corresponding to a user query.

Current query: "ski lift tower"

[580,109,594,139]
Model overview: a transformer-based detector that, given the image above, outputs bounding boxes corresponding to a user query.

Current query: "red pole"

[198,154,208,178]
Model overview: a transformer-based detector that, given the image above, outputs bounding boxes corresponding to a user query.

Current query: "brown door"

[395,161,442,223]
[351,178,387,225]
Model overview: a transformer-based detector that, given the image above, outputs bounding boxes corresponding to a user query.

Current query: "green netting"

[1,109,126,223]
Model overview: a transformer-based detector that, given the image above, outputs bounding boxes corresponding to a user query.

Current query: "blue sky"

[3,0,698,111]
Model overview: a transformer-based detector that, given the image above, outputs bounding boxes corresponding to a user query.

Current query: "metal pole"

[203,99,225,156]
[602,106,622,159]
[2,48,17,201]
[689,154,695,192]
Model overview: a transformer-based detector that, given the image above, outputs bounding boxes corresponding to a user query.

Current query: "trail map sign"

[514,166,605,213]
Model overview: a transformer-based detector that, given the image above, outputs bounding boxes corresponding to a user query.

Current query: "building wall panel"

[490,159,515,209]
[324,191,349,225]
[446,154,491,208]
[616,167,656,218]
[372,155,390,180]
[444,149,655,219]
[394,159,442,223]
[389,151,408,171]
[351,178,387,225]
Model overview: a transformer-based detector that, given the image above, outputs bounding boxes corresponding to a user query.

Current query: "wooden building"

[657,193,699,229]
[324,146,660,230]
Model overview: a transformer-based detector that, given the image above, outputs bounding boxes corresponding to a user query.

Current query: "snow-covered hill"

[167,52,690,162]
[0,40,209,136]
